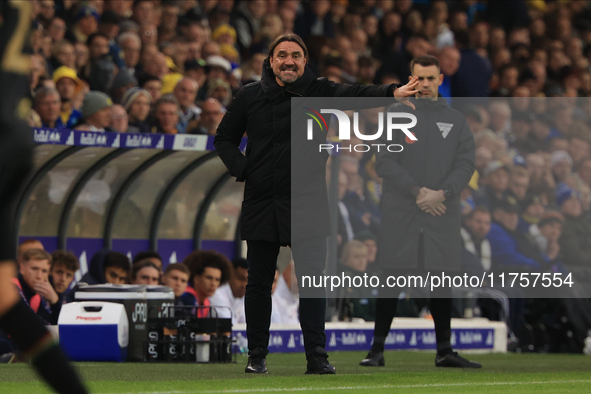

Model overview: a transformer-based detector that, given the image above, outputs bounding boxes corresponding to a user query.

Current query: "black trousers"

[245,237,327,357]
[372,231,453,352]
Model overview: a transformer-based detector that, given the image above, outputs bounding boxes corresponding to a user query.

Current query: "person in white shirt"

[271,261,299,325]
[210,258,248,324]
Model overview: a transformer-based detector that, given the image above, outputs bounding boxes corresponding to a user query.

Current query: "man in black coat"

[360,55,481,368]
[214,33,418,374]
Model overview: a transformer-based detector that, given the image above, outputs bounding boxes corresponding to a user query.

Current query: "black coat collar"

[261,57,317,100]
[411,96,448,109]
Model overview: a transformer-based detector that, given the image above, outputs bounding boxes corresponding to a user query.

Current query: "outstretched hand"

[394,76,419,110]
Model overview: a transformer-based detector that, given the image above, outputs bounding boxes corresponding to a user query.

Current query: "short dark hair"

[131,260,160,280]
[86,32,110,47]
[183,250,232,285]
[139,74,161,88]
[410,55,440,73]
[51,250,79,272]
[154,94,179,112]
[268,33,309,59]
[232,257,248,271]
[132,251,163,265]
[467,206,490,220]
[164,263,190,276]
[103,251,131,273]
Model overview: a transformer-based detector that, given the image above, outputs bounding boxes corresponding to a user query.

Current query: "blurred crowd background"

[21,0,591,354]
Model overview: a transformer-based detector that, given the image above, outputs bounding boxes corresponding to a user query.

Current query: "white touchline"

[97,379,591,394]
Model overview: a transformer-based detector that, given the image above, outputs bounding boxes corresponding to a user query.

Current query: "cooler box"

[58,302,128,362]
[75,284,174,361]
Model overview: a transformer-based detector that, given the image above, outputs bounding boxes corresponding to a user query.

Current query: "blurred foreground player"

[0,2,87,392]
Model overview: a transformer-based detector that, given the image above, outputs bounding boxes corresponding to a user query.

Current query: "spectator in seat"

[82,247,127,295]
[173,77,201,134]
[84,33,117,92]
[49,250,79,309]
[462,206,492,275]
[162,264,191,306]
[131,260,160,285]
[122,88,152,133]
[507,166,530,204]
[69,249,130,303]
[516,194,547,233]
[473,160,510,210]
[15,249,60,325]
[17,239,45,266]
[230,0,266,55]
[205,78,232,107]
[138,52,168,81]
[45,250,79,326]
[65,5,99,44]
[271,262,299,325]
[354,230,379,276]
[551,151,573,184]
[487,199,541,272]
[182,250,232,317]
[47,18,67,44]
[132,251,163,274]
[527,153,555,190]
[206,55,232,82]
[451,29,492,98]
[184,59,207,92]
[75,91,113,132]
[117,32,142,75]
[150,95,180,134]
[437,46,461,100]
[49,40,76,72]
[139,75,162,103]
[557,183,591,279]
[193,98,225,135]
[34,87,62,129]
[110,104,128,132]
[337,240,376,322]
[52,66,83,128]
[575,157,591,189]
[210,258,249,324]
[98,10,124,69]
[529,212,565,268]
[109,70,138,105]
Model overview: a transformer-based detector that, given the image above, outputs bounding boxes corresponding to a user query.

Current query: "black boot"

[305,346,336,374]
[359,350,385,366]
[435,352,481,368]
[245,347,268,373]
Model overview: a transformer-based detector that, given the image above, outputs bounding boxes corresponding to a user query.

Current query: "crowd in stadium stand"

[15,0,591,353]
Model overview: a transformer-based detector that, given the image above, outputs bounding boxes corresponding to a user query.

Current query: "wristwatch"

[442,189,452,200]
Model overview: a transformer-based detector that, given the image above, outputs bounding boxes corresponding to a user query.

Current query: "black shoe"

[435,352,481,368]
[0,353,15,364]
[245,348,268,373]
[359,350,385,366]
[305,346,336,374]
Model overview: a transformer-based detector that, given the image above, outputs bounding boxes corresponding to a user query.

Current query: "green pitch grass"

[1,351,591,393]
